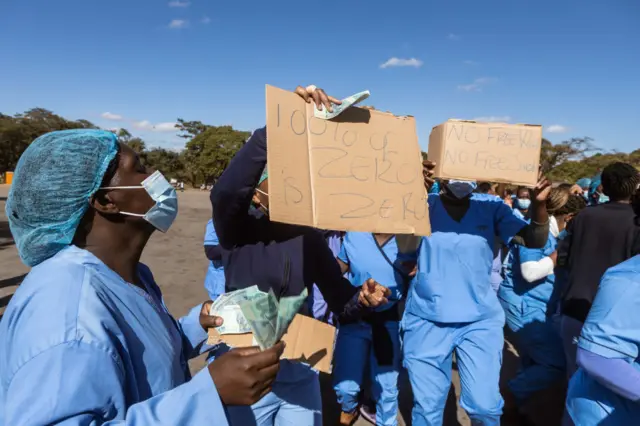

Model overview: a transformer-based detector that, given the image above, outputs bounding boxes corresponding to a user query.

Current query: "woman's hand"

[199,301,223,331]
[208,342,286,405]
[532,172,552,203]
[358,278,391,308]
[294,85,342,112]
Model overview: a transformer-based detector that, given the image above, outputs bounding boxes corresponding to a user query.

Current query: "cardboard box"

[427,120,543,186]
[207,314,336,374]
[265,85,430,236]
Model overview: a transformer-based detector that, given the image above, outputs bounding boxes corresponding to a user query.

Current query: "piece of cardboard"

[265,85,430,236]
[427,120,543,186]
[207,314,337,374]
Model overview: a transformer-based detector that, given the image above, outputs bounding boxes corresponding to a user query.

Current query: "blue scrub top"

[407,193,527,323]
[338,232,407,312]
[0,246,225,425]
[511,231,557,309]
[204,219,226,300]
[568,255,640,423]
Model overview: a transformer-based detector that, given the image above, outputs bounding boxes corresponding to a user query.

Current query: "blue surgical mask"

[101,170,178,233]
[598,194,610,204]
[516,198,531,210]
[447,180,477,199]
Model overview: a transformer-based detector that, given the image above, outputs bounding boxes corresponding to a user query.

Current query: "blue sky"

[1,0,638,153]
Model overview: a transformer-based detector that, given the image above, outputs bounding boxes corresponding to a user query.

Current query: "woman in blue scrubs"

[402,166,552,426]
[0,130,284,425]
[499,189,586,418]
[204,218,226,301]
[333,232,408,426]
[564,188,640,425]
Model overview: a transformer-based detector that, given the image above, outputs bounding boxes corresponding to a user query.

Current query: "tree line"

[1,108,638,186]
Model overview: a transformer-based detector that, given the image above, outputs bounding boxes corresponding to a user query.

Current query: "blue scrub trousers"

[333,321,401,426]
[402,312,504,426]
[501,301,566,403]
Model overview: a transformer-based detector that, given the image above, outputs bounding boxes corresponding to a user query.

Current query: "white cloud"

[201,16,212,24]
[448,33,460,40]
[168,19,188,29]
[379,57,423,69]
[133,120,178,133]
[463,60,478,66]
[101,112,123,121]
[457,77,496,92]
[168,1,190,7]
[546,124,568,133]
[472,116,511,122]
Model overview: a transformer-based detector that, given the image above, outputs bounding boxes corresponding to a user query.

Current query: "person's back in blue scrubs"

[566,254,640,425]
[402,178,551,426]
[204,219,226,300]
[333,232,408,426]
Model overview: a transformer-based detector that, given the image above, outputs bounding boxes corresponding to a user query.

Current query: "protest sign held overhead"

[428,120,543,186]
[265,85,430,236]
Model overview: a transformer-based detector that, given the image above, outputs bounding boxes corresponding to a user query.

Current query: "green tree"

[145,148,183,179]
[180,125,250,186]
[539,137,597,175]
[176,118,210,139]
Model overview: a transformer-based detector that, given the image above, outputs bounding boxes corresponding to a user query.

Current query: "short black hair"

[632,187,640,217]
[476,182,493,194]
[601,162,640,201]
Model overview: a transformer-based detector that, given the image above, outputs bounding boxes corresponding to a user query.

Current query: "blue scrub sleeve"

[2,340,226,426]
[337,240,349,264]
[577,347,640,402]
[495,201,528,245]
[578,273,640,361]
[177,304,211,359]
[205,220,219,246]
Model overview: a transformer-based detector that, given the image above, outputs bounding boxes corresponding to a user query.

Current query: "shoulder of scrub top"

[0,251,125,385]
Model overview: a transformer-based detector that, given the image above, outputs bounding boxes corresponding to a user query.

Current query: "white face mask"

[100,171,178,233]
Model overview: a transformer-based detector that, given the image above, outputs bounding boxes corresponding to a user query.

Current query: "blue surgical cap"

[589,174,602,196]
[6,129,119,266]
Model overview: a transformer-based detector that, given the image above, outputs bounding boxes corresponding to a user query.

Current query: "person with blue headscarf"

[498,189,587,422]
[576,177,591,202]
[401,163,552,426]
[587,174,609,205]
[333,232,410,426]
[0,130,285,425]
[565,187,640,424]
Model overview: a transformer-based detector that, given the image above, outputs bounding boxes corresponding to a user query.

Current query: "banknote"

[274,288,308,343]
[313,90,370,120]
[215,304,252,334]
[239,289,279,350]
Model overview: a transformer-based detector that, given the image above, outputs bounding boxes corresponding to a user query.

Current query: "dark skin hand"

[358,278,391,307]
[423,160,436,191]
[209,341,286,405]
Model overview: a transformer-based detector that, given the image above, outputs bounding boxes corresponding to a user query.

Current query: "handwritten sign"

[427,120,542,186]
[265,85,430,236]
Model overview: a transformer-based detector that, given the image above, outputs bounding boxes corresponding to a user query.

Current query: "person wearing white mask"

[0,130,287,425]
[513,186,532,219]
[400,167,553,426]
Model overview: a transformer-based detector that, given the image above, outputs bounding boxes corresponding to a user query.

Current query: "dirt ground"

[0,185,564,426]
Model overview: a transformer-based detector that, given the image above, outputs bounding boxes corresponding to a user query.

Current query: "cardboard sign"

[265,85,430,236]
[427,120,542,186]
[207,314,336,374]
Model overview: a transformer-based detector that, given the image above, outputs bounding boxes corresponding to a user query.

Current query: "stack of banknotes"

[209,285,308,350]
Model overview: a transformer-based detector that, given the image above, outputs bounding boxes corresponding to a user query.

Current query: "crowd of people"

[0,85,639,426]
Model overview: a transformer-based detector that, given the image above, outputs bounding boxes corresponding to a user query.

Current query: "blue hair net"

[6,130,119,266]
[589,174,602,196]
[576,177,591,188]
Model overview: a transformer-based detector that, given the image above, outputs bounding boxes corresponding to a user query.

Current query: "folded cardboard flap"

[207,314,337,374]
[427,119,542,187]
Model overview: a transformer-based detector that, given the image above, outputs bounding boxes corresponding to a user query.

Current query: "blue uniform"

[333,233,405,426]
[204,219,226,301]
[403,193,527,426]
[0,246,226,426]
[499,232,565,403]
[566,255,640,425]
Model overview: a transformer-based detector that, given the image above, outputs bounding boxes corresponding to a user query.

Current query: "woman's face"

[517,188,530,200]
[103,143,156,221]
